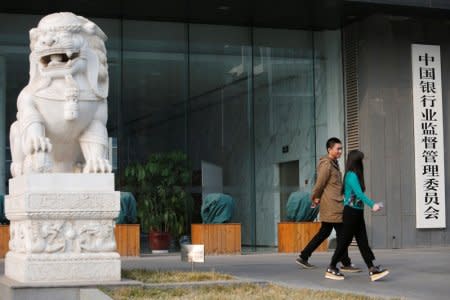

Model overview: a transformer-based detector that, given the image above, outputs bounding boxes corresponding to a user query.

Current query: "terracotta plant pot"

[149,231,171,252]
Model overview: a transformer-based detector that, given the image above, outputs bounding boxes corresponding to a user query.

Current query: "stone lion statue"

[9,12,112,176]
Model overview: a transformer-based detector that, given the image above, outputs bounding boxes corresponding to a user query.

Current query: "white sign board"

[181,244,205,263]
[411,44,446,228]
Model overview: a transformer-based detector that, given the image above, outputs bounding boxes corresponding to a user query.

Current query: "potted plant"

[123,151,193,252]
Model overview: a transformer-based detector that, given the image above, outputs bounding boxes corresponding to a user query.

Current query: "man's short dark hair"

[326,137,342,151]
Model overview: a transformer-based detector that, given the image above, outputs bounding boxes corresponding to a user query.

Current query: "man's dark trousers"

[299,222,351,266]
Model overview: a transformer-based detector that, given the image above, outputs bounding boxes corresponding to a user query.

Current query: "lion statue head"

[28,12,108,99]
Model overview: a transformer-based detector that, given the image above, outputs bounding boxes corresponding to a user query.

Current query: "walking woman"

[325,150,389,281]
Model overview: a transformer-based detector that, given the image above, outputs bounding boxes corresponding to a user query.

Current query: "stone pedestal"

[4,174,121,283]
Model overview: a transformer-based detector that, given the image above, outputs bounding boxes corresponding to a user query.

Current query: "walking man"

[295,137,361,272]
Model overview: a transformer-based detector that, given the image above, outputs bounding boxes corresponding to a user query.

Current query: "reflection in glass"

[0,14,344,249]
[188,24,252,234]
[253,28,315,246]
[122,21,187,164]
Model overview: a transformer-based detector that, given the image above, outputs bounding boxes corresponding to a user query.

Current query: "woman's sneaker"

[369,266,389,281]
[325,267,345,280]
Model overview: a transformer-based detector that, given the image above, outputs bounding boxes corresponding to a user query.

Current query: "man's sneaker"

[341,263,362,273]
[325,267,345,280]
[369,266,389,281]
[295,257,315,269]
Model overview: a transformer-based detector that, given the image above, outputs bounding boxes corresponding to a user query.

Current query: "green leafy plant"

[123,151,193,239]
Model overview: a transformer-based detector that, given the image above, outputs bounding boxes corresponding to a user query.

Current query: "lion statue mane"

[9,12,112,177]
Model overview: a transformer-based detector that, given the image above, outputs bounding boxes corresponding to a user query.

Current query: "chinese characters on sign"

[181,244,205,263]
[412,44,446,228]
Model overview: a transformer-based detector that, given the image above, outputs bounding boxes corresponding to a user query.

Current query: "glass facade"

[0,14,344,247]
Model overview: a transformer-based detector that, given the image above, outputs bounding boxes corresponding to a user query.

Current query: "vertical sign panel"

[412,44,446,228]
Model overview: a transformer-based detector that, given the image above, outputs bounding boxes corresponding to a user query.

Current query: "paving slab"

[2,247,450,299]
[119,247,450,300]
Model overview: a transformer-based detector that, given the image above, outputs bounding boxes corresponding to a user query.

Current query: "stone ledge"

[6,251,121,282]
[0,274,269,300]
[0,276,141,289]
[6,211,119,220]
[140,279,269,289]
[9,174,115,195]
[0,276,141,300]
[6,252,120,261]
[6,192,120,216]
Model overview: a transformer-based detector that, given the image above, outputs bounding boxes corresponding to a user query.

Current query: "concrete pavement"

[1,247,449,299]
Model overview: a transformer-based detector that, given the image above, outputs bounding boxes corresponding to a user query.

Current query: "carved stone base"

[6,252,120,282]
[5,174,121,283]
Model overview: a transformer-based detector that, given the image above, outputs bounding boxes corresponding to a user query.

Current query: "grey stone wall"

[353,14,450,248]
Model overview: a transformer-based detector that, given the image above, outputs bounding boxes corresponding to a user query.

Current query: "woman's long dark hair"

[342,150,366,195]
